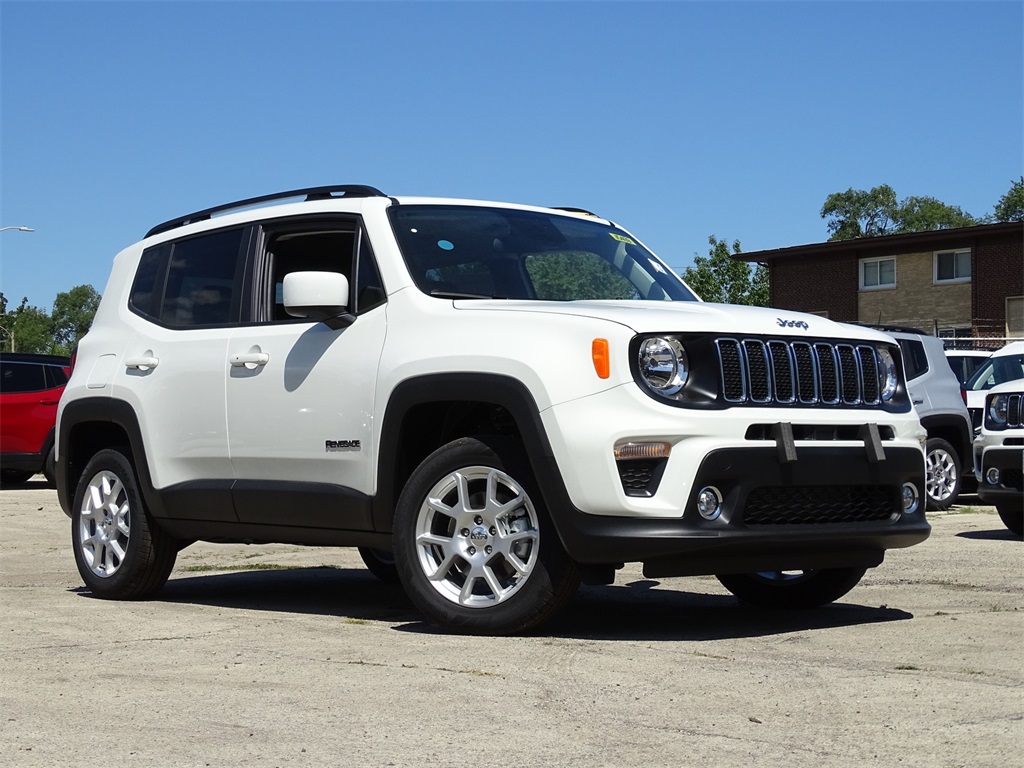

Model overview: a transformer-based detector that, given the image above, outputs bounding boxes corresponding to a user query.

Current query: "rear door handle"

[125,356,159,371]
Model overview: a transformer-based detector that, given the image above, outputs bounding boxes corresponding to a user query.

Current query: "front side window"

[389,205,698,302]
[257,219,385,323]
[860,257,896,290]
[934,249,971,283]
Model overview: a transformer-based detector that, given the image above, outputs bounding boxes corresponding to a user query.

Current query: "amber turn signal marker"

[592,338,610,379]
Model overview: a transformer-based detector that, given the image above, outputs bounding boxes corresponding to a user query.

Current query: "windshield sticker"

[648,259,666,274]
[609,233,636,246]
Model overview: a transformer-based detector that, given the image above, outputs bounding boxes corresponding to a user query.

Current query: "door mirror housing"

[283,271,354,329]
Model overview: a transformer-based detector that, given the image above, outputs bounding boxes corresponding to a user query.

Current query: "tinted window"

[897,339,929,381]
[0,361,46,394]
[130,229,244,327]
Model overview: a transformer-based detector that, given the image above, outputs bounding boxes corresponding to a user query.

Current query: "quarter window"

[859,257,895,290]
[934,249,971,283]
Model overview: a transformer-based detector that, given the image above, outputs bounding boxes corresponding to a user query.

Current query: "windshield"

[964,352,1024,391]
[389,205,698,302]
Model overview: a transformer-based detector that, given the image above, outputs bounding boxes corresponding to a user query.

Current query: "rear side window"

[898,340,929,381]
[1,362,46,393]
[130,228,246,327]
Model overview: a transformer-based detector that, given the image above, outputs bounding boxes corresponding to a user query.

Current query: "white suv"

[57,186,930,634]
[973,380,1024,536]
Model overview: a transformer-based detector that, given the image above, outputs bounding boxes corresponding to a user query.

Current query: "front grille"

[716,338,883,406]
[744,486,896,525]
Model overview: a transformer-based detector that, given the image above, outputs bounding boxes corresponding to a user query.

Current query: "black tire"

[43,445,57,487]
[0,469,35,486]
[925,437,961,511]
[996,501,1023,537]
[393,436,579,635]
[358,547,400,583]
[717,567,867,609]
[71,448,177,599]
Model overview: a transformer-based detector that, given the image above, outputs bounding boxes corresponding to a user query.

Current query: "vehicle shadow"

[73,567,913,642]
[957,528,1022,541]
[0,478,53,490]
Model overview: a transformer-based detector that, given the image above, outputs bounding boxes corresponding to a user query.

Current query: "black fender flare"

[56,398,165,518]
[372,373,577,541]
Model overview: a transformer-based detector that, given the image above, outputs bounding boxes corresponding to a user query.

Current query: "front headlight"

[637,336,688,397]
[988,394,1009,426]
[877,346,899,402]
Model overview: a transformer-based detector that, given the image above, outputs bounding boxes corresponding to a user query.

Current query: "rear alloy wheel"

[358,547,400,583]
[394,436,578,635]
[72,448,177,599]
[717,567,867,609]
[925,437,961,511]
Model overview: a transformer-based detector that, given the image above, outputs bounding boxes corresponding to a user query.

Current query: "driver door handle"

[230,352,270,367]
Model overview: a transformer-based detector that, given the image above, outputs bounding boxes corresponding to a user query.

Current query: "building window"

[1008,296,1023,336]
[934,249,971,284]
[859,257,895,290]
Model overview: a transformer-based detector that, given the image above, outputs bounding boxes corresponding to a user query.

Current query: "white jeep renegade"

[57,186,930,634]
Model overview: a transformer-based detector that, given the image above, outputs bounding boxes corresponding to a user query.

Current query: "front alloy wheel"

[717,567,867,608]
[414,464,539,608]
[394,436,578,634]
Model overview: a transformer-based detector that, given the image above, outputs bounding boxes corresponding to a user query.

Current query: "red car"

[1,353,71,485]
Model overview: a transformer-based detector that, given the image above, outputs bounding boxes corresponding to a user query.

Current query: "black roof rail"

[145,185,387,238]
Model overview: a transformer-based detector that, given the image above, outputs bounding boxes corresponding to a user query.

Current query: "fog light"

[986,468,1001,486]
[696,486,723,520]
[901,483,920,514]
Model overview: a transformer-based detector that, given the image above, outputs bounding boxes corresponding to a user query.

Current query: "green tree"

[993,176,1024,222]
[1,296,54,354]
[682,236,768,306]
[820,185,900,240]
[821,185,979,241]
[51,284,102,354]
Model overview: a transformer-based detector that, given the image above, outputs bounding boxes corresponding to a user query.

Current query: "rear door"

[114,228,250,519]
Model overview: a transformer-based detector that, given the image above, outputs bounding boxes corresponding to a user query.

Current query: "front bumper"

[538,440,929,576]
[977,446,1024,504]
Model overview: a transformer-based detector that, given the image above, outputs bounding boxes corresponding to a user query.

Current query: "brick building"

[736,221,1023,346]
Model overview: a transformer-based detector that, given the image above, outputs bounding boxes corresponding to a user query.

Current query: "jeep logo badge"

[777,318,810,330]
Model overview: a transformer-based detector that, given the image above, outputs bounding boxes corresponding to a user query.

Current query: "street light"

[0,226,34,233]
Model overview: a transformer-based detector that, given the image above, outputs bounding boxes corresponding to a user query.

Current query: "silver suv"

[866,327,974,510]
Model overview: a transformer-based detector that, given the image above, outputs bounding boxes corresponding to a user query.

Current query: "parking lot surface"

[1,481,1020,768]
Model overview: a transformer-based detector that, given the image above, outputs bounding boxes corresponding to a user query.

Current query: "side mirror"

[283,271,354,329]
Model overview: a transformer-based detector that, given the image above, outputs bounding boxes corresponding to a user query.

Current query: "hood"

[454,299,896,343]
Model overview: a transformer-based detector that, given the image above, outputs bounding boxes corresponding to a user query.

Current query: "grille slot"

[744,486,896,525]
[1007,394,1022,428]
[716,338,884,407]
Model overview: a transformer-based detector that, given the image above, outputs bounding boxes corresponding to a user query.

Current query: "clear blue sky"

[1,0,1021,311]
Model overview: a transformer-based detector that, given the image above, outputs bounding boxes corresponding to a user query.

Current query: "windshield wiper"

[429,290,507,299]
